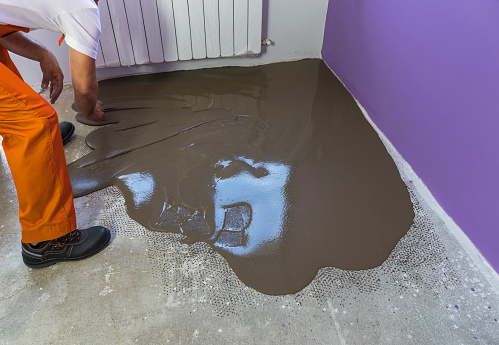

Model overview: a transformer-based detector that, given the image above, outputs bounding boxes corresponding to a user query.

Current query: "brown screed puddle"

[68,59,414,295]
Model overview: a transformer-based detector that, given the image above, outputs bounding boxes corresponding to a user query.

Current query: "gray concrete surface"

[1,83,498,345]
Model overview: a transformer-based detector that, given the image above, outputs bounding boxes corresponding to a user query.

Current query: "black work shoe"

[21,226,111,269]
[60,121,75,145]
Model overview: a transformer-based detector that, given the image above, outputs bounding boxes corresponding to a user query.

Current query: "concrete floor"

[1,83,498,344]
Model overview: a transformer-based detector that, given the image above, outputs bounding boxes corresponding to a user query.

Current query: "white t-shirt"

[0,0,101,59]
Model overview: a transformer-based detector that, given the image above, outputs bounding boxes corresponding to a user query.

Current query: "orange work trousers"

[0,33,76,243]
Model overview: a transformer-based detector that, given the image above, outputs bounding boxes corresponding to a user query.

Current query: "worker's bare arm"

[0,32,63,103]
[69,47,103,122]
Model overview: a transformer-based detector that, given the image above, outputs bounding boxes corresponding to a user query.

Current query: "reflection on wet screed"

[68,59,414,295]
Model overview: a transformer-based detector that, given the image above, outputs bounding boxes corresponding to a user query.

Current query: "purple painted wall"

[322,0,499,270]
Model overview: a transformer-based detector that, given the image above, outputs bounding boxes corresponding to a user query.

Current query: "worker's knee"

[27,93,59,122]
[0,88,59,125]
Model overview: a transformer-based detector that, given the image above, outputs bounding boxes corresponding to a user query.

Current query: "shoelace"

[52,230,81,247]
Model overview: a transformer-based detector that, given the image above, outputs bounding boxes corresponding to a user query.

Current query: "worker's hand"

[85,103,105,122]
[39,51,64,104]
[0,32,63,104]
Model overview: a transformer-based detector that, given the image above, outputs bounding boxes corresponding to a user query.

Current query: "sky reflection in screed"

[68,60,415,295]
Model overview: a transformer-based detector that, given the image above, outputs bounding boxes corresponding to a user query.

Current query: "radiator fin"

[96,0,263,68]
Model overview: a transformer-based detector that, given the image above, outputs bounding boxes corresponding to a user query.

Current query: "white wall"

[11,0,328,84]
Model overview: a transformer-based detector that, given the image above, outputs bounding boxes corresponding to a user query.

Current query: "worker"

[0,0,111,268]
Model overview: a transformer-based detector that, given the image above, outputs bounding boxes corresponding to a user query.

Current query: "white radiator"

[96,0,263,68]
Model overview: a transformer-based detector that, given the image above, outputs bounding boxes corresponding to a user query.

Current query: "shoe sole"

[23,230,111,269]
